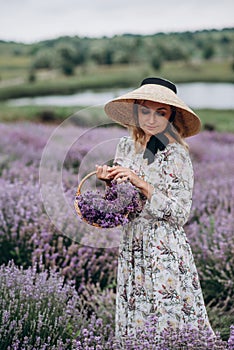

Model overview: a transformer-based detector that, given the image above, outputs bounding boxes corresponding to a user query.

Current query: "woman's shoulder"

[114,136,134,165]
[167,142,189,155]
[164,142,192,164]
[118,135,133,144]
[117,135,134,152]
[155,143,193,180]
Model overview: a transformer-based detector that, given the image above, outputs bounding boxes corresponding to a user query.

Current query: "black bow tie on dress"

[143,133,169,165]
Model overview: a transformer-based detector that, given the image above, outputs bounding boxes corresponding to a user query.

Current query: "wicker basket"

[74,171,146,228]
[74,169,136,228]
[74,170,103,227]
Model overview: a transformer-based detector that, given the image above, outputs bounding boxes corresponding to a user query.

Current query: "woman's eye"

[156,112,165,117]
[141,108,150,114]
[140,107,167,117]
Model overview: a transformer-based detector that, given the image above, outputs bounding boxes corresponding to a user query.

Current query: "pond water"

[7,82,234,109]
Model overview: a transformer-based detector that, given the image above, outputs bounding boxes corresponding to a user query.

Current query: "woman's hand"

[108,165,154,199]
[95,164,113,184]
[107,165,141,187]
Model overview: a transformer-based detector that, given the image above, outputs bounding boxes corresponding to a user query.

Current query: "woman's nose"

[148,111,156,123]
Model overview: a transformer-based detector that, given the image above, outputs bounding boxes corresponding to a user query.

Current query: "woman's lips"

[145,125,157,130]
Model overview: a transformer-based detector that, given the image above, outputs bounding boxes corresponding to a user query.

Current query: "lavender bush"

[0,176,118,289]
[0,261,85,349]
[0,122,122,286]
[1,262,233,350]
[186,131,234,312]
[0,122,234,345]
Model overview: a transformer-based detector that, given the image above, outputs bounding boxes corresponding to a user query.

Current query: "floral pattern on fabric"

[114,136,214,341]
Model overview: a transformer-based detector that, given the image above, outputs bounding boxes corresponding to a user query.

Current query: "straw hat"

[104,77,201,138]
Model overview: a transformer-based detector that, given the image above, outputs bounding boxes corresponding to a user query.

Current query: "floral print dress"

[114,136,213,341]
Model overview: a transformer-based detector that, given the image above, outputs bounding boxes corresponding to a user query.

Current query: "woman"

[96,77,214,342]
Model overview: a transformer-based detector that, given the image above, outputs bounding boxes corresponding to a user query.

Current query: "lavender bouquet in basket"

[75,179,146,228]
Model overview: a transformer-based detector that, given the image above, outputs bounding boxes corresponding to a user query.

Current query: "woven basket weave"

[74,170,130,228]
[74,171,101,228]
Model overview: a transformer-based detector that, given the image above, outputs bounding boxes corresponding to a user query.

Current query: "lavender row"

[0,261,233,349]
[0,124,233,303]
[0,122,233,342]
[185,131,234,311]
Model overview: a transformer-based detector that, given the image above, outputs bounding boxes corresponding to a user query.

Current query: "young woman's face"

[137,100,171,136]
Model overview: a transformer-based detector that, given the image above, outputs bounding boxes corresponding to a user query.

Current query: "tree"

[232,60,234,72]
[203,45,215,60]
[151,52,162,70]
[28,69,36,83]
[55,43,76,75]
[157,43,189,62]
[32,49,54,69]
[103,48,114,65]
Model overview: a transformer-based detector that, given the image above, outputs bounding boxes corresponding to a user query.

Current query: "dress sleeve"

[113,136,130,167]
[144,148,194,228]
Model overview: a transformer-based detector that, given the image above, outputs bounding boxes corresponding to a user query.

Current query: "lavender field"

[0,121,234,349]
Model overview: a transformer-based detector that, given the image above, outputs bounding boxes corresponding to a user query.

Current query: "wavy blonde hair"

[128,100,189,153]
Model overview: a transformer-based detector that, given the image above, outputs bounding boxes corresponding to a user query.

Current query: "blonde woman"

[96,77,214,342]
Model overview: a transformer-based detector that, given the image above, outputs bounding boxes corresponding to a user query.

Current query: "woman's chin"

[145,128,158,135]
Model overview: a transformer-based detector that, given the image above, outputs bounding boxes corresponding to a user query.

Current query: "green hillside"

[0,28,233,100]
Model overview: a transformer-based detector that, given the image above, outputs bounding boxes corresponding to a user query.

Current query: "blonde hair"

[128,101,189,153]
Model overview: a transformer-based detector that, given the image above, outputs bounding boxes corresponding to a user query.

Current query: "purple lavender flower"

[0,261,87,349]
[75,180,146,228]
[0,122,234,347]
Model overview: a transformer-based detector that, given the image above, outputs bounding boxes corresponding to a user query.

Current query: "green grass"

[0,104,80,123]
[0,55,31,68]
[156,60,234,83]
[0,103,110,126]
[197,109,234,132]
[0,65,146,100]
[0,60,233,100]
[0,55,31,80]
[0,103,233,133]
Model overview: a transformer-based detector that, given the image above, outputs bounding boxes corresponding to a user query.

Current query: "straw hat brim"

[104,84,201,138]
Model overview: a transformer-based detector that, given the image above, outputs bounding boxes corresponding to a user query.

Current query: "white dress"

[114,136,213,341]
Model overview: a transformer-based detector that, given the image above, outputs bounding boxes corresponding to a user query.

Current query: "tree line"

[1,28,234,76]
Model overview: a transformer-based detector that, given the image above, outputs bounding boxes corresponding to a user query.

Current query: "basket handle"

[76,170,97,196]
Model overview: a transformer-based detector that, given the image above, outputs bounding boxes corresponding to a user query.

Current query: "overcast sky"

[0,0,233,43]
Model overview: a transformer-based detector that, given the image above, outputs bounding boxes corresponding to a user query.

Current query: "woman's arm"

[144,150,194,227]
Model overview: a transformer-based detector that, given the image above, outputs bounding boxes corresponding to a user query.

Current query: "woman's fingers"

[114,172,126,180]
[108,168,132,182]
[95,165,142,186]
[107,166,123,177]
[95,164,114,181]
[95,165,135,183]
[95,164,103,176]
[108,167,128,177]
